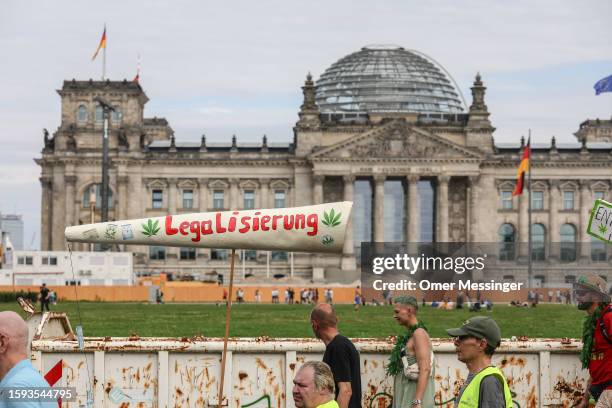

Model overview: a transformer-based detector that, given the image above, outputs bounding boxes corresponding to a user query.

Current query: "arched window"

[82,184,113,209]
[77,105,88,122]
[111,108,122,123]
[531,224,546,261]
[560,223,576,262]
[95,106,103,122]
[498,223,516,261]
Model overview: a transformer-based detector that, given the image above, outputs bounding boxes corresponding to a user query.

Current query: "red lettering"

[307,214,318,236]
[283,214,295,229]
[201,220,213,235]
[239,216,251,233]
[261,215,270,231]
[253,211,261,231]
[272,215,282,230]
[179,221,189,235]
[165,215,179,235]
[215,213,226,233]
[190,221,201,242]
[294,214,305,229]
[228,212,239,232]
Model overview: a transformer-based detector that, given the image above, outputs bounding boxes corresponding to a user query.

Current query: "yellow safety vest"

[457,366,513,407]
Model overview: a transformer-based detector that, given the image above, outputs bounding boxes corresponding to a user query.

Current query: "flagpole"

[527,129,532,291]
[102,24,106,80]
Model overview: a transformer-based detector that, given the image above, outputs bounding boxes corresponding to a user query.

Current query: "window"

[182,190,194,209]
[243,190,255,210]
[82,184,114,209]
[591,236,607,262]
[111,109,122,123]
[271,251,288,261]
[565,275,576,284]
[149,246,166,260]
[17,256,25,265]
[243,250,257,261]
[152,189,163,209]
[274,190,285,208]
[531,191,544,210]
[211,249,228,260]
[563,191,574,210]
[95,106,104,122]
[41,256,57,266]
[498,224,516,261]
[594,191,605,201]
[531,223,546,261]
[213,190,225,209]
[560,224,577,262]
[77,105,88,122]
[501,191,513,210]
[25,256,33,265]
[180,247,196,260]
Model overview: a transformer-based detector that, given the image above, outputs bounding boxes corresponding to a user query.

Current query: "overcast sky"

[1,0,611,250]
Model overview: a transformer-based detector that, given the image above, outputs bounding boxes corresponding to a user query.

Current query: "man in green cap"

[574,274,611,408]
[446,316,513,407]
[388,296,435,408]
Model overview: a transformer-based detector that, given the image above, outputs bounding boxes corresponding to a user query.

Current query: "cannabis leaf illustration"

[322,209,342,227]
[141,219,160,237]
[599,224,608,236]
[321,235,334,245]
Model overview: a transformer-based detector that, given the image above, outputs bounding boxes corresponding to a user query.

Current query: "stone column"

[313,175,324,205]
[259,178,270,209]
[579,180,591,258]
[342,175,355,270]
[436,175,450,242]
[117,175,129,221]
[64,174,77,228]
[40,176,53,250]
[168,178,177,214]
[198,178,208,211]
[407,175,420,243]
[229,178,239,210]
[373,174,386,242]
[548,181,559,260]
[467,176,480,242]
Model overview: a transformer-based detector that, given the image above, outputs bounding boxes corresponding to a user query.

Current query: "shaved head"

[0,311,28,352]
[310,303,337,329]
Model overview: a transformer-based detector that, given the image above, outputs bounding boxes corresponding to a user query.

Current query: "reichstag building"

[37,45,612,285]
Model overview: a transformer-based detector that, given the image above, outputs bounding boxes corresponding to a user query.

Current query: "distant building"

[0,250,134,286]
[36,45,612,285]
[0,214,24,250]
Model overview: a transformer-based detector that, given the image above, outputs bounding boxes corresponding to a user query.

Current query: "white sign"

[587,198,612,243]
[65,202,352,254]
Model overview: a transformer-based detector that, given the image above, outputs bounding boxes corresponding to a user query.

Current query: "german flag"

[91,26,106,61]
[512,138,530,196]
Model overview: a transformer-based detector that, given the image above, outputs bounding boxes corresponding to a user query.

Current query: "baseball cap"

[446,316,501,349]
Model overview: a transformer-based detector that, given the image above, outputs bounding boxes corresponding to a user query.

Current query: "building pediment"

[309,120,481,160]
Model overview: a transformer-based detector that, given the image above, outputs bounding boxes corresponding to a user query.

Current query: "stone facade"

[36,76,612,286]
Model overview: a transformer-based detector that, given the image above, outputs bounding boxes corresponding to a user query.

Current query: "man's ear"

[0,335,8,354]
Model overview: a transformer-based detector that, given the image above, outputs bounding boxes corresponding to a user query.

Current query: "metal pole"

[527,130,532,290]
[90,190,96,251]
[218,248,236,408]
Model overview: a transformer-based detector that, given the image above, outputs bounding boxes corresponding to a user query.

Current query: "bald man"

[0,311,55,408]
[310,304,361,408]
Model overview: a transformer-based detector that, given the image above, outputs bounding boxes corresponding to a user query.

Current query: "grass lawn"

[0,302,584,339]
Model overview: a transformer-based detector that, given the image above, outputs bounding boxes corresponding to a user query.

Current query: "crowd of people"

[293,273,611,408]
[1,274,610,407]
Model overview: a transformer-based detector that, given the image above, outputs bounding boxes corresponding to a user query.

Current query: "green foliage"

[0,291,38,303]
[141,219,160,237]
[322,209,342,227]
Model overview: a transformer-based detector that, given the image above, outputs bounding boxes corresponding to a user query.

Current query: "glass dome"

[315,45,465,114]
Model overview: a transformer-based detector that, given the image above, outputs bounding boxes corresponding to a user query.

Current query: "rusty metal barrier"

[31,336,586,408]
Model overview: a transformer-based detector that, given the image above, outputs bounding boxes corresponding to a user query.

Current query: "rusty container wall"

[32,338,586,408]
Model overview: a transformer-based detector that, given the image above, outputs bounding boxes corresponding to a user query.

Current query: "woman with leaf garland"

[388,296,435,408]
[574,275,612,408]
